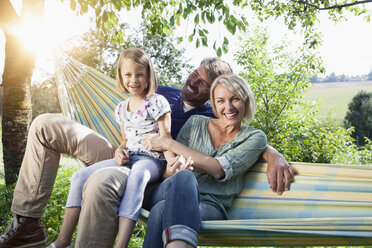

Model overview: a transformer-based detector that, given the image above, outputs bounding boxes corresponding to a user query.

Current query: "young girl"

[49,48,175,248]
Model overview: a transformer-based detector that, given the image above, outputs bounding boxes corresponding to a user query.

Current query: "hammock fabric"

[55,56,372,246]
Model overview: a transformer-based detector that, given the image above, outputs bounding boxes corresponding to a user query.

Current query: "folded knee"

[31,114,61,132]
[173,170,197,187]
[83,167,130,198]
[70,169,88,187]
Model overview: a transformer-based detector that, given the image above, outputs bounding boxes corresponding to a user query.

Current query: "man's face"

[181,65,214,107]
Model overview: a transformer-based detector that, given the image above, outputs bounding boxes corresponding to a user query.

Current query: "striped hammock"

[55,56,372,246]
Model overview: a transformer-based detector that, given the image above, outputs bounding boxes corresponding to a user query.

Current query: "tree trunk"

[0,0,44,185]
[2,32,34,185]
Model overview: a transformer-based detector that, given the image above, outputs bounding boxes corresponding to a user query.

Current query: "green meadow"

[305,81,372,121]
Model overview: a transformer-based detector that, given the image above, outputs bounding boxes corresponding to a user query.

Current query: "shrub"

[279,119,363,164]
[358,138,372,164]
[344,91,372,146]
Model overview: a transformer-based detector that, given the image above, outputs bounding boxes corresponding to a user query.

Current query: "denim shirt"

[176,115,267,217]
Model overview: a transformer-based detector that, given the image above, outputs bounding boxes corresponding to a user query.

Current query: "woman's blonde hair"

[210,74,255,124]
[116,48,157,96]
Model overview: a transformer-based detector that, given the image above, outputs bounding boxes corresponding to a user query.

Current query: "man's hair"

[116,48,157,96]
[200,57,233,81]
[210,74,255,124]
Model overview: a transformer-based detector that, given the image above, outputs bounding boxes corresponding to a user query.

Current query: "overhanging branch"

[298,0,372,10]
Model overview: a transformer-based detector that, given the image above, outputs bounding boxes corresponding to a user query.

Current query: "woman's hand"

[114,147,129,166]
[164,155,194,179]
[142,134,168,151]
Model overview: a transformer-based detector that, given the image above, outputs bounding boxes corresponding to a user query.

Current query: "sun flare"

[9,0,90,62]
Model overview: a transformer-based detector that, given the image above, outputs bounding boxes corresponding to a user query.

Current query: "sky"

[1,0,372,83]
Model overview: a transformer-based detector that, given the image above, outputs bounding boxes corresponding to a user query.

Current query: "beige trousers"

[11,113,116,218]
[75,166,158,247]
[76,166,130,247]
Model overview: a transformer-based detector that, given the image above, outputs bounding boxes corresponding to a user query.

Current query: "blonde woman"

[142,74,267,248]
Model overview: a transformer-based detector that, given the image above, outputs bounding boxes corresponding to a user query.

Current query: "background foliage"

[344,91,372,146]
[235,26,371,164]
[63,23,192,88]
[31,80,61,120]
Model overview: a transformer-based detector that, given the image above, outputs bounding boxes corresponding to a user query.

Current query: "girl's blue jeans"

[66,152,165,220]
[143,170,225,248]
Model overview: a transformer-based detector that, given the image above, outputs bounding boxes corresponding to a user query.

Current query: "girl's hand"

[114,148,130,166]
[164,155,194,179]
[142,134,166,151]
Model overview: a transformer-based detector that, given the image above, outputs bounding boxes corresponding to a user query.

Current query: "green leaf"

[196,38,200,48]
[223,36,229,46]
[207,12,215,24]
[95,7,101,16]
[188,34,194,43]
[178,2,183,14]
[194,13,200,25]
[70,0,76,11]
[222,42,228,54]
[80,1,88,14]
[201,11,206,23]
[354,7,360,16]
[163,24,172,36]
[217,47,222,57]
[102,11,108,23]
[201,36,207,46]
[170,15,175,26]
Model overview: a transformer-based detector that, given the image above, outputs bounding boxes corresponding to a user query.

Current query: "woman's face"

[213,83,245,127]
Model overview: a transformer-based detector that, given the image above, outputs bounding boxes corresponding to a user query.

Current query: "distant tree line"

[311,69,372,83]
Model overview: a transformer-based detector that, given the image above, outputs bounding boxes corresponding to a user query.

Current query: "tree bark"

[0,0,44,185]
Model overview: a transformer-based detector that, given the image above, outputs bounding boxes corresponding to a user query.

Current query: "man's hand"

[266,154,295,195]
[164,155,194,179]
[264,145,295,195]
[114,147,129,166]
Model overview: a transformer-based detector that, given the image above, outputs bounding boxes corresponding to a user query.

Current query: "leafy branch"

[298,0,372,10]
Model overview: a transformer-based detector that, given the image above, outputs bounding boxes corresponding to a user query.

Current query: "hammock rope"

[55,55,372,246]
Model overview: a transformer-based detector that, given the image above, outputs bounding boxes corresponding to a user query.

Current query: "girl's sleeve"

[115,102,125,125]
[216,129,267,182]
[149,94,171,121]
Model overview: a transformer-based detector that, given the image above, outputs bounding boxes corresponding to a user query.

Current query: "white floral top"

[115,93,171,159]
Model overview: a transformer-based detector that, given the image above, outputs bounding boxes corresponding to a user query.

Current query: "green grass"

[305,83,372,121]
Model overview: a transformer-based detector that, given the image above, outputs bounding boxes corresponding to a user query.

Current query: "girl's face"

[213,83,245,127]
[120,59,149,98]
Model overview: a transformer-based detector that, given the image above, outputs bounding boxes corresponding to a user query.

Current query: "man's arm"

[261,145,295,195]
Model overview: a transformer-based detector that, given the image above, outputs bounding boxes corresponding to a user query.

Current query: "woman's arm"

[261,145,295,194]
[142,134,225,180]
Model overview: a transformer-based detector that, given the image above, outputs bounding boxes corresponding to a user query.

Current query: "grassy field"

[305,81,372,120]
